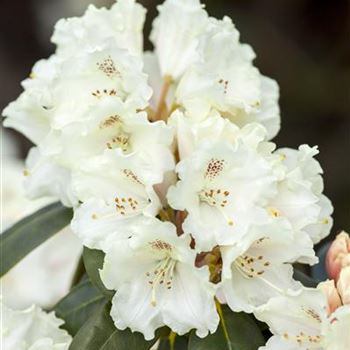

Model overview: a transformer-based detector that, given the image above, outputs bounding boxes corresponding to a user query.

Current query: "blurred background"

[1,0,349,241]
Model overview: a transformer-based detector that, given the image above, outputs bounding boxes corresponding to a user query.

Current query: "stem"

[169,331,177,350]
[153,76,173,122]
[215,299,233,350]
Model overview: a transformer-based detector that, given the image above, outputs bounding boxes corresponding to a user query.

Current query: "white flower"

[52,0,146,56]
[324,305,350,350]
[167,124,280,251]
[270,145,333,245]
[2,55,60,144]
[40,97,174,172]
[1,131,50,228]
[71,150,163,249]
[100,217,219,340]
[23,147,77,207]
[23,147,78,207]
[218,220,302,313]
[150,0,209,80]
[175,17,260,118]
[4,40,154,208]
[172,16,280,140]
[255,288,350,350]
[232,76,281,140]
[2,302,72,350]
[169,109,240,160]
[47,41,152,129]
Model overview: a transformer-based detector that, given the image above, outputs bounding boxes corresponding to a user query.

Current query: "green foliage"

[54,278,106,335]
[83,247,114,298]
[188,305,265,350]
[293,268,318,288]
[158,334,189,349]
[70,302,158,350]
[0,202,72,276]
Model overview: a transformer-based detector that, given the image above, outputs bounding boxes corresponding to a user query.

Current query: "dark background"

[1,0,349,240]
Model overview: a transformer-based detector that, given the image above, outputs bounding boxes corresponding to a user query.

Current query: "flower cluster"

[3,0,344,346]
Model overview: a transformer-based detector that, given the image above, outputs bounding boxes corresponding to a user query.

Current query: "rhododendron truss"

[2,0,348,349]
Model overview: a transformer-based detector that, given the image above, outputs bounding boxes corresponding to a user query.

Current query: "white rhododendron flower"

[150,0,209,80]
[41,97,173,170]
[271,145,333,245]
[169,109,241,160]
[168,124,280,251]
[46,41,151,130]
[71,149,167,249]
[52,0,146,56]
[175,17,260,118]
[100,218,219,340]
[2,55,60,144]
[218,220,302,313]
[2,302,72,350]
[255,288,350,350]
[2,0,338,343]
[24,147,78,207]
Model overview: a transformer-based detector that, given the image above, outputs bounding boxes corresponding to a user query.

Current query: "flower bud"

[337,266,350,305]
[317,280,342,315]
[326,231,350,281]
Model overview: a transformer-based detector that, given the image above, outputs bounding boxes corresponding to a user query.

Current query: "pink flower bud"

[317,280,342,315]
[326,231,350,281]
[337,266,350,305]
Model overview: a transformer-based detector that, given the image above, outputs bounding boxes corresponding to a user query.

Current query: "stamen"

[99,115,122,129]
[199,188,234,226]
[91,89,117,98]
[122,169,143,185]
[234,251,284,293]
[145,256,176,307]
[302,307,322,323]
[218,79,229,94]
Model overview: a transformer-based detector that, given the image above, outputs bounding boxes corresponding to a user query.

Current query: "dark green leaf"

[293,268,318,288]
[70,255,86,287]
[189,305,265,350]
[70,302,158,350]
[83,247,114,298]
[158,335,188,350]
[54,278,106,335]
[69,302,114,350]
[0,202,72,276]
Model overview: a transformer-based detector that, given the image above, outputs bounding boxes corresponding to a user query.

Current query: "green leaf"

[70,302,158,350]
[0,202,72,276]
[293,268,318,288]
[54,278,106,335]
[83,247,114,298]
[188,305,265,350]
